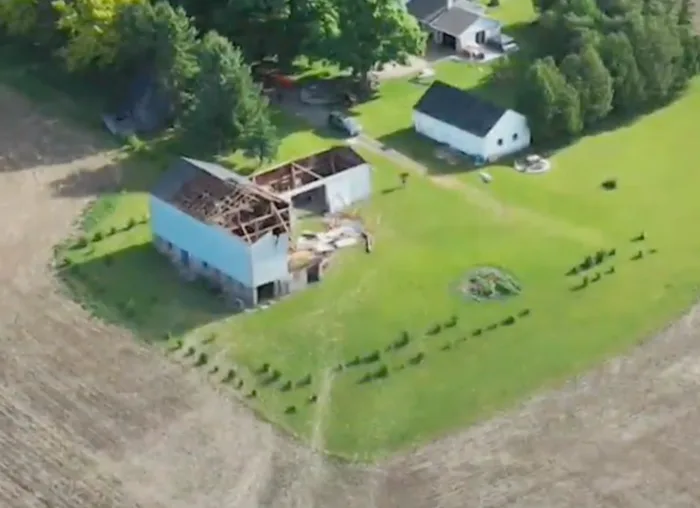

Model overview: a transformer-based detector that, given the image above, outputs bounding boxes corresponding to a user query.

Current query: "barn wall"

[413,110,486,157]
[250,231,291,288]
[149,195,254,287]
[323,163,373,213]
[483,110,531,160]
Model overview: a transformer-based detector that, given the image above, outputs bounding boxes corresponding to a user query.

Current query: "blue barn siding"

[250,232,290,287]
[150,195,254,287]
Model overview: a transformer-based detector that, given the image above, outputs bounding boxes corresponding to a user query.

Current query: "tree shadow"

[58,241,231,340]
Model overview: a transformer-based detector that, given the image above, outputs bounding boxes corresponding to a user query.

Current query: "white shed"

[413,80,531,162]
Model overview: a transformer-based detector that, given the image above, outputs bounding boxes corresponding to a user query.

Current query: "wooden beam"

[291,162,323,181]
[269,202,291,235]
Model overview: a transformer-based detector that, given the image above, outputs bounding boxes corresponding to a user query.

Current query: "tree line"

[517,0,700,144]
[0,0,425,159]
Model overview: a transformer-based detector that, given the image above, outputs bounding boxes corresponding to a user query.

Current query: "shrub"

[444,315,458,328]
[518,309,531,318]
[184,346,196,358]
[649,248,657,254]
[167,339,183,352]
[223,369,236,383]
[246,390,257,398]
[395,364,405,371]
[488,0,499,6]
[591,273,601,282]
[308,394,318,404]
[486,323,498,331]
[631,250,644,260]
[345,356,361,368]
[426,324,442,336]
[594,250,605,265]
[601,179,617,190]
[392,331,410,350]
[235,379,244,389]
[56,257,71,269]
[408,352,425,365]
[262,370,281,386]
[92,231,103,242]
[580,256,594,270]
[441,343,452,351]
[284,405,297,414]
[605,266,615,274]
[373,365,389,379]
[566,266,578,276]
[70,237,88,250]
[296,374,312,387]
[501,316,516,326]
[472,328,482,336]
[195,352,208,367]
[105,226,117,236]
[361,351,380,364]
[608,248,616,257]
[209,365,219,375]
[358,373,373,384]
[632,232,646,242]
[124,218,137,230]
[256,363,270,375]
[332,364,344,373]
[280,380,292,391]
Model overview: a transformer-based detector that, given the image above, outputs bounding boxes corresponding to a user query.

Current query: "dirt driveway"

[3,85,700,508]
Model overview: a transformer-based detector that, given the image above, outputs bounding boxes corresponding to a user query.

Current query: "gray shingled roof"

[406,0,448,23]
[428,7,480,36]
[413,81,507,138]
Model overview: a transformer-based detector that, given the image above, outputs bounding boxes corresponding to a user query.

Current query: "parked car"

[328,111,362,137]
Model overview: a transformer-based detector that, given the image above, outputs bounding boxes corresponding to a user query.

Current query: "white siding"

[250,231,290,288]
[324,163,373,213]
[458,18,502,49]
[483,110,531,160]
[413,110,486,157]
[280,163,373,214]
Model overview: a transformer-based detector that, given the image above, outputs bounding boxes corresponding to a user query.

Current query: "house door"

[475,31,486,44]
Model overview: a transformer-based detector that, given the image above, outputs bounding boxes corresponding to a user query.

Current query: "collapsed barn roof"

[251,146,366,195]
[153,158,291,244]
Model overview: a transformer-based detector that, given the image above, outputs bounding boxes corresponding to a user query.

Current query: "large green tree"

[561,44,613,126]
[321,0,425,88]
[518,57,583,142]
[52,0,143,70]
[116,1,200,113]
[598,31,646,113]
[182,31,277,155]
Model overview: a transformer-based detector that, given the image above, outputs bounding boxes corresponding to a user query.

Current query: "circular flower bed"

[455,267,522,302]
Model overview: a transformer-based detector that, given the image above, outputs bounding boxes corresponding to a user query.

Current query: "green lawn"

[39,0,700,460]
[58,80,700,458]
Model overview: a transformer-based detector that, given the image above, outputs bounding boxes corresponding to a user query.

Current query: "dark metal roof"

[428,7,480,36]
[406,0,447,23]
[413,81,507,138]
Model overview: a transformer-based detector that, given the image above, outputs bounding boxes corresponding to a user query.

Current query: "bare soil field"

[3,85,700,507]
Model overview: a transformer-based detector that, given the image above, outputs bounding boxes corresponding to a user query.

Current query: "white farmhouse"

[404,0,518,53]
[413,80,531,162]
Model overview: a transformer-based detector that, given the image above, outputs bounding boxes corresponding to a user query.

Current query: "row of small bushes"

[567,232,650,277]
[68,216,148,250]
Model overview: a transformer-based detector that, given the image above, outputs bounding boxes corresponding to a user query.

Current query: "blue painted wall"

[250,231,290,287]
[150,196,254,287]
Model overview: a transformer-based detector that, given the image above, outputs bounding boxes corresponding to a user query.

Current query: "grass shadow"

[58,240,230,339]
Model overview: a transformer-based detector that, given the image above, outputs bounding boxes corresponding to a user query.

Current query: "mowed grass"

[57,83,700,459]
[190,79,700,457]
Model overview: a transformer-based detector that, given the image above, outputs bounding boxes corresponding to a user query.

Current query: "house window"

[513,133,519,141]
[497,138,503,146]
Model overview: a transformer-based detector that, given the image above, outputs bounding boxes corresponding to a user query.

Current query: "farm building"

[403,0,517,53]
[149,147,372,307]
[413,80,531,162]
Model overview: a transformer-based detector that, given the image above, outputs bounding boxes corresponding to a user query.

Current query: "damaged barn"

[149,148,373,308]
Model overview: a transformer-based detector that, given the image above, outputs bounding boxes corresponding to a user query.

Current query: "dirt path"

[4,85,700,507]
